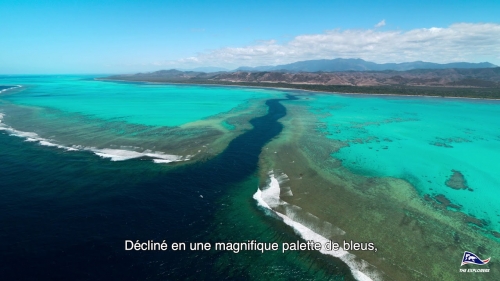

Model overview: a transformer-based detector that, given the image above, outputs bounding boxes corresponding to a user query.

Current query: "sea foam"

[91,148,185,162]
[0,113,187,163]
[0,115,77,151]
[253,171,381,281]
[0,85,22,94]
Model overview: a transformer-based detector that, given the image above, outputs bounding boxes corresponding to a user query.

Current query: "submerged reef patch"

[445,169,470,190]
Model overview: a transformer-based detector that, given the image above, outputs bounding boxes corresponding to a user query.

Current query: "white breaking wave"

[253,171,381,281]
[0,85,22,94]
[0,113,188,163]
[91,148,184,162]
[0,116,79,151]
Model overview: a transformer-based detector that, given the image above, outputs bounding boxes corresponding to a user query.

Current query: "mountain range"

[235,58,497,72]
[107,66,500,88]
[104,57,500,94]
[104,61,500,99]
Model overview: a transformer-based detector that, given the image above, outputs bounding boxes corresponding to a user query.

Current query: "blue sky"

[1,0,500,74]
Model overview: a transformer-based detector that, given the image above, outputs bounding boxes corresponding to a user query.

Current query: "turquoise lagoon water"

[307,93,500,232]
[2,88,357,280]
[2,76,498,230]
[0,75,274,127]
[2,76,499,279]
[0,76,282,162]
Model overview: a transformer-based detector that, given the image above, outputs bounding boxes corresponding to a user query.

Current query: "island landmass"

[102,61,500,99]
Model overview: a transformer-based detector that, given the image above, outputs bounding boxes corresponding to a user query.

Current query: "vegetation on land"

[103,77,500,99]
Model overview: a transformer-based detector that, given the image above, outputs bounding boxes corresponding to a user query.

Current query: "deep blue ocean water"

[0,95,353,280]
[3,76,499,280]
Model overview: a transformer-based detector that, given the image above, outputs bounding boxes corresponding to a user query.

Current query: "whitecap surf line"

[0,85,22,94]
[253,171,381,281]
[0,113,189,163]
[90,148,188,163]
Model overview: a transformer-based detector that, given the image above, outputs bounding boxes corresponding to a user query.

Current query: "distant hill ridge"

[107,66,500,89]
[236,58,497,72]
[104,64,500,98]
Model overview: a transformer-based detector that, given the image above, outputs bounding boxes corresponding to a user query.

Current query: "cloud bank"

[166,23,500,68]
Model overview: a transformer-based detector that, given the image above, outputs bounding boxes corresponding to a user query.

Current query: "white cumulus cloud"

[165,23,500,68]
[375,19,386,28]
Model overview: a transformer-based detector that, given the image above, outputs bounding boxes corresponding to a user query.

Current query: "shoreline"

[96,78,500,101]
